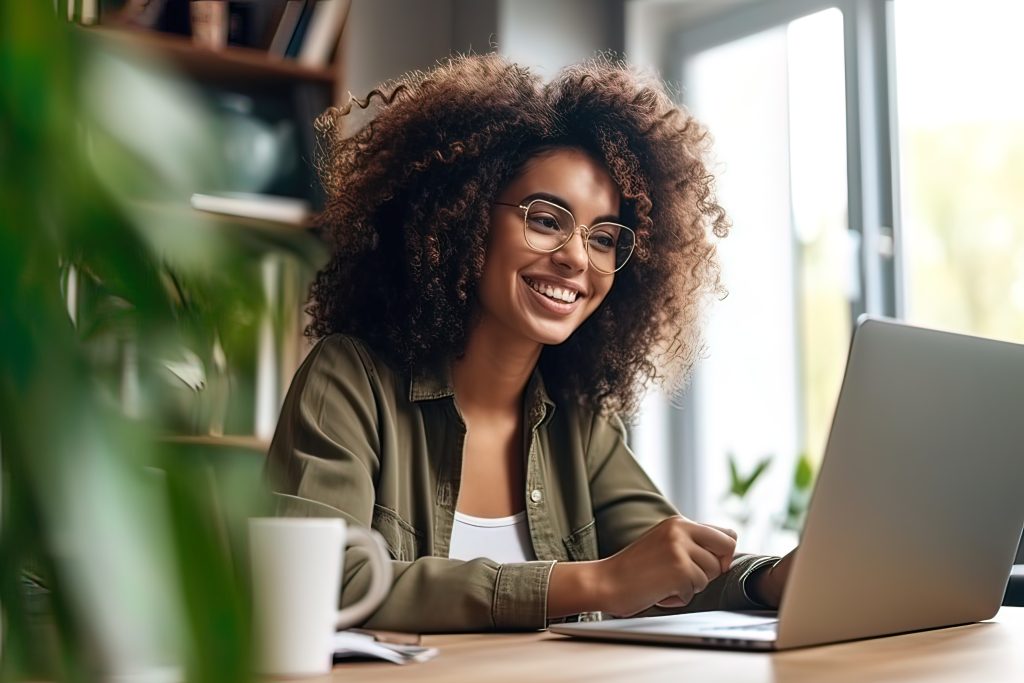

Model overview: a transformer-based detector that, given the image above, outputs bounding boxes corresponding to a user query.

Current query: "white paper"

[332,630,438,665]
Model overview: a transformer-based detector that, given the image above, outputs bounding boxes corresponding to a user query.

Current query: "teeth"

[526,278,578,303]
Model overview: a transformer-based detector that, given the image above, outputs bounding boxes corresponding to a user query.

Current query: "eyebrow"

[521,192,622,225]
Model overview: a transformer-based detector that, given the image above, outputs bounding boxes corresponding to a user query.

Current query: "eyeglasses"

[493,198,636,274]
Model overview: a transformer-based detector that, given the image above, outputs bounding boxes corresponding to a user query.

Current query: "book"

[284,0,314,58]
[120,0,169,29]
[190,192,311,225]
[81,0,98,24]
[297,0,350,67]
[191,1,228,49]
[226,1,255,46]
[267,0,304,57]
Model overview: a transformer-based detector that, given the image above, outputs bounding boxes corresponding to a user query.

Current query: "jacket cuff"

[729,554,782,609]
[492,561,558,629]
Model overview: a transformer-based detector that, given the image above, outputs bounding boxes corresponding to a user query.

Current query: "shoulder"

[297,334,406,404]
[309,333,377,374]
[584,408,630,456]
[549,394,629,456]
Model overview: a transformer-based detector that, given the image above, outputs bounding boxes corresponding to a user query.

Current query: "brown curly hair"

[307,52,728,417]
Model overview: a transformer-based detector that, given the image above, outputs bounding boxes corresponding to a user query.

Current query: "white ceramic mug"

[249,517,392,677]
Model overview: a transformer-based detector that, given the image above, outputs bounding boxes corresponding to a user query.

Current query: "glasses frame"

[493,199,636,274]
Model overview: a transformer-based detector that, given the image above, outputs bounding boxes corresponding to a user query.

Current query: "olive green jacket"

[265,334,776,633]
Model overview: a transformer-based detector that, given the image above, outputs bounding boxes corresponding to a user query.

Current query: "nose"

[551,227,590,273]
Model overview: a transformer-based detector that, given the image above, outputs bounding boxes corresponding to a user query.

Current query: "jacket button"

[530,489,543,504]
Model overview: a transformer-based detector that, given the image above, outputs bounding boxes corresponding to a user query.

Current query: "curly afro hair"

[307,52,728,418]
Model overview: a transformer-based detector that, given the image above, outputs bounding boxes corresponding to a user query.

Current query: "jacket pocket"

[371,504,423,562]
[563,519,599,561]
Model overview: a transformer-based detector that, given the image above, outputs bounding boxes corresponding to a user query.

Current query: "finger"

[655,596,687,608]
[705,524,738,541]
[687,557,712,594]
[689,523,738,561]
[688,545,724,582]
[670,586,695,608]
[704,524,739,571]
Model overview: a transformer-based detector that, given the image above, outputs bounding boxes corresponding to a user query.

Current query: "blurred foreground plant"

[0,4,321,682]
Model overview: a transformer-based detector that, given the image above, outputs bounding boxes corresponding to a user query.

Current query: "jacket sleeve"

[585,412,779,613]
[264,337,555,632]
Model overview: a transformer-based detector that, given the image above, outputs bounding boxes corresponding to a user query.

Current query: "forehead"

[506,147,621,217]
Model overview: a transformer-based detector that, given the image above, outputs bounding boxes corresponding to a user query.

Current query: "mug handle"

[335,526,393,630]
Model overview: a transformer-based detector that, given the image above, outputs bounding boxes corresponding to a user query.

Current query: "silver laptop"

[551,316,1024,650]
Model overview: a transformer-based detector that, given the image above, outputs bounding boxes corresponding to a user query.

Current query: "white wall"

[625,0,760,78]
[342,0,627,95]
[342,0,458,98]
[497,0,623,75]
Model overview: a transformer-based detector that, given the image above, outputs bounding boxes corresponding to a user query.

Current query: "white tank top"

[448,510,536,563]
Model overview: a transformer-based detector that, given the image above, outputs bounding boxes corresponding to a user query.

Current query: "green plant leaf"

[794,452,814,489]
[725,453,773,499]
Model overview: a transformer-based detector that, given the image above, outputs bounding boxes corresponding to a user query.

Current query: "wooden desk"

[327,606,1024,682]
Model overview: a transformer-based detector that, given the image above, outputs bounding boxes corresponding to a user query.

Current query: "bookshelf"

[83,26,337,88]
[162,434,270,454]
[77,3,348,444]
[129,200,326,264]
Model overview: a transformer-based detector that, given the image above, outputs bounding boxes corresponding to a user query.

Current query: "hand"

[745,546,797,608]
[595,516,737,617]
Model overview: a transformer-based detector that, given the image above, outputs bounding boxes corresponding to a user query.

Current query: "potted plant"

[0,5,321,681]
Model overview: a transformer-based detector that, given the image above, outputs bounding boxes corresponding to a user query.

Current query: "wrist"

[587,558,613,613]
[744,560,780,607]
[547,560,608,618]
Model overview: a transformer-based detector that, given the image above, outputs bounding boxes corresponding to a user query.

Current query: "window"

[672,6,849,554]
[893,0,1024,343]
[648,0,1024,555]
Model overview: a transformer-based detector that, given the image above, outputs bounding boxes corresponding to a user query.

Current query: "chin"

[527,323,577,347]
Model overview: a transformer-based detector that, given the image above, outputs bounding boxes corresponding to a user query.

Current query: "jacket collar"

[408,356,457,402]
[408,356,556,425]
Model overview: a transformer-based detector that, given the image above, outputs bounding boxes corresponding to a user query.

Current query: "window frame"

[657,0,902,517]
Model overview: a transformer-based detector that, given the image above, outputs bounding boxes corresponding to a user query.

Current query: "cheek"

[477,246,522,307]
[588,278,615,310]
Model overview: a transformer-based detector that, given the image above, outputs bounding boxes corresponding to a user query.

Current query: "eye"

[588,229,617,252]
[526,212,564,234]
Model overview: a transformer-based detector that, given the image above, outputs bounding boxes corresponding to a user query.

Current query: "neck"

[452,320,542,414]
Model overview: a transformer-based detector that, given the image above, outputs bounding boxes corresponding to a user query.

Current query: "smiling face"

[475,147,622,349]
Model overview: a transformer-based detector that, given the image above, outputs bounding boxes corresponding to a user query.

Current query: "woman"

[266,53,793,632]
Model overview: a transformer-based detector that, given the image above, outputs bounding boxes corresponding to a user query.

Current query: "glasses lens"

[524,200,574,251]
[588,223,635,273]
[522,200,635,273]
